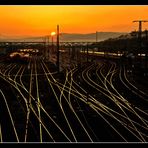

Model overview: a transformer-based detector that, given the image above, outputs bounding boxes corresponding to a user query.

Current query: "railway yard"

[0,53,148,143]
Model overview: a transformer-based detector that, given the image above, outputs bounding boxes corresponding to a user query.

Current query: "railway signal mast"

[133,20,148,39]
[133,20,148,50]
[133,20,148,68]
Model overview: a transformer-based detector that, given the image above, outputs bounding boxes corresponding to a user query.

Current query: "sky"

[0,5,148,37]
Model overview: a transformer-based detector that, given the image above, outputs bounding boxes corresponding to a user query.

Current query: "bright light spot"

[51,32,56,36]
[138,53,146,57]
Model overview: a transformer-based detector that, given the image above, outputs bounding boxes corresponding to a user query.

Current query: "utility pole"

[145,29,148,41]
[45,36,48,61]
[47,35,50,61]
[87,43,88,63]
[43,36,46,59]
[144,30,148,69]
[94,31,98,60]
[56,25,60,73]
[96,31,98,43]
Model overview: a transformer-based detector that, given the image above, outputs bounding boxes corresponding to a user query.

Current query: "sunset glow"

[51,32,56,36]
[0,5,148,37]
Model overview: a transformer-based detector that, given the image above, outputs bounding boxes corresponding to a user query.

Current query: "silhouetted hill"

[59,32,127,42]
[0,32,128,42]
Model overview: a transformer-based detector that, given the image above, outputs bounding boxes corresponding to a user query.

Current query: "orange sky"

[0,5,148,37]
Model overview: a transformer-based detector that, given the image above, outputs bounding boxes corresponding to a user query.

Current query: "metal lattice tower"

[133,20,148,40]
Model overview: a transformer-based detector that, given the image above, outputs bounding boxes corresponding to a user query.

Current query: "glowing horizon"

[0,5,148,37]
